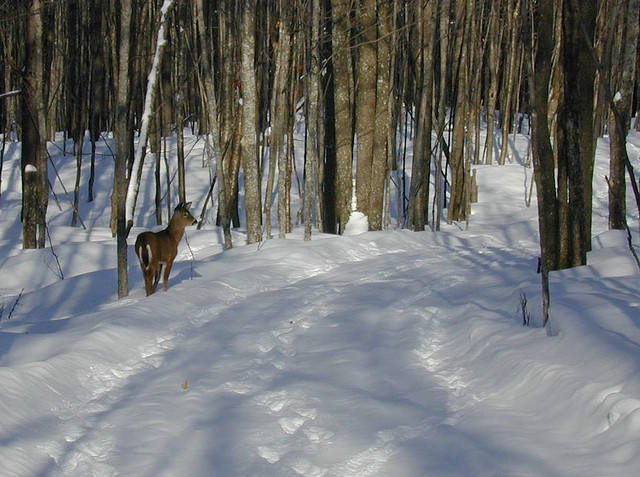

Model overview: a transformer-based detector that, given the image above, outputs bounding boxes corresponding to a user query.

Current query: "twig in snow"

[519,290,531,327]
[7,288,24,320]
[184,230,196,281]
[45,224,64,280]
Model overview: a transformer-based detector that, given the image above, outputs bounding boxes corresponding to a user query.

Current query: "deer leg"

[162,260,173,291]
[145,275,155,296]
[143,260,157,296]
[152,262,164,293]
[143,268,154,296]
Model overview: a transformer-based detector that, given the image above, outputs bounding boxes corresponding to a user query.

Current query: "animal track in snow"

[257,445,282,464]
[278,416,307,434]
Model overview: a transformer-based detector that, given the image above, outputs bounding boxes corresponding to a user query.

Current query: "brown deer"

[135,202,197,296]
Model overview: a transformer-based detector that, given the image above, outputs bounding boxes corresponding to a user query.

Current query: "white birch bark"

[125,0,176,231]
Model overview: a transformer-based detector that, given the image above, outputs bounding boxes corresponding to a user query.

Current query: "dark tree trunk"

[562,0,597,264]
[21,0,48,249]
[608,0,639,230]
[528,0,558,326]
[113,0,134,298]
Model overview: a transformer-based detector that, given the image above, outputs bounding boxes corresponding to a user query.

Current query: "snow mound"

[343,211,369,235]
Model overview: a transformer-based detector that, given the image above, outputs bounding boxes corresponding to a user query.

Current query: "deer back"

[136,202,196,264]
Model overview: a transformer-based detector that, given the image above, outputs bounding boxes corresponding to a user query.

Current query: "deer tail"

[138,244,153,270]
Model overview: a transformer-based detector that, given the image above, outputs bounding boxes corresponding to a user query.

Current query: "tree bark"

[355,0,377,226]
[193,0,233,248]
[304,0,322,241]
[484,0,502,165]
[240,0,262,243]
[447,1,470,223]
[562,0,597,264]
[529,0,558,326]
[21,0,48,249]
[608,0,639,230]
[332,0,354,233]
[126,0,176,235]
[408,0,435,231]
[113,0,134,298]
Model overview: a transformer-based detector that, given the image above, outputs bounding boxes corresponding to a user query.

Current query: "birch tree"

[126,0,176,235]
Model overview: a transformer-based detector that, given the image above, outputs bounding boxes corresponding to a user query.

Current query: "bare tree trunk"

[608,0,639,230]
[193,0,233,248]
[528,0,558,326]
[173,4,187,204]
[22,0,48,249]
[332,0,354,233]
[355,0,377,225]
[87,0,106,204]
[113,0,134,298]
[71,1,88,228]
[447,1,470,223]
[304,0,322,241]
[408,0,435,231]
[484,1,502,165]
[240,0,262,243]
[48,1,65,141]
[499,0,522,166]
[276,20,293,239]
[434,0,451,231]
[563,0,597,264]
[370,0,392,231]
[126,0,176,235]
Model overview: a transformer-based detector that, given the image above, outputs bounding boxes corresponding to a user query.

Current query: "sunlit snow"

[1,126,640,476]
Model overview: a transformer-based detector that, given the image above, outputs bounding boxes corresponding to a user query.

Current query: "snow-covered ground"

[1,129,640,476]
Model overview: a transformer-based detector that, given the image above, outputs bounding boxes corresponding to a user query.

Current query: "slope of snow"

[0,131,639,476]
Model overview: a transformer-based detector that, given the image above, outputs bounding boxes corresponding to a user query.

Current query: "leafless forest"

[1,0,639,305]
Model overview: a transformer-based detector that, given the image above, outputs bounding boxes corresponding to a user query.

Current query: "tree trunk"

[332,0,354,233]
[528,0,558,326]
[21,0,48,249]
[608,0,639,230]
[113,0,134,298]
[126,0,176,235]
[563,0,597,264]
[277,21,293,239]
[370,0,392,231]
[447,1,469,224]
[355,0,377,226]
[408,0,435,231]
[193,0,233,248]
[321,0,336,233]
[87,1,106,204]
[240,0,262,244]
[484,0,502,165]
[174,5,187,205]
[499,0,522,166]
[304,0,322,241]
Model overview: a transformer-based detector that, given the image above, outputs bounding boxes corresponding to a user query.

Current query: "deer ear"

[184,201,192,209]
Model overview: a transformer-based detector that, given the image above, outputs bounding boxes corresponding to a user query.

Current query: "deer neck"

[166,217,186,242]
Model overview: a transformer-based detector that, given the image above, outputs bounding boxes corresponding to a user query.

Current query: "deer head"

[134,202,197,296]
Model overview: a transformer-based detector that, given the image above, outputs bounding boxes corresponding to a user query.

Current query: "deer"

[135,202,197,296]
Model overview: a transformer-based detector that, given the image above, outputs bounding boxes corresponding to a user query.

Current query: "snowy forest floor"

[0,130,640,476]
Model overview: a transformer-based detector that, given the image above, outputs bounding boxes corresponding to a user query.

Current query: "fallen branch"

[7,288,24,320]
